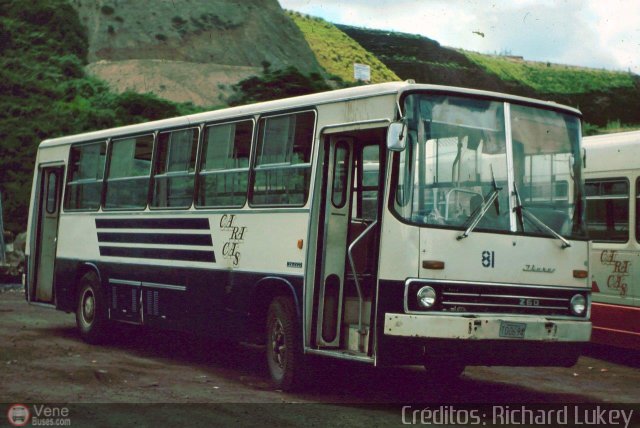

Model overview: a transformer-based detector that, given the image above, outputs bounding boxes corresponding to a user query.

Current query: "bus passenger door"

[316,137,353,347]
[33,166,63,303]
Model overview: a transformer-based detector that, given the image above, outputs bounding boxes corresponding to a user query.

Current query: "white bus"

[583,130,640,350]
[26,82,591,390]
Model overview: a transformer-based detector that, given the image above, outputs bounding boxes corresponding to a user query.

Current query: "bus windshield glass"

[392,93,586,239]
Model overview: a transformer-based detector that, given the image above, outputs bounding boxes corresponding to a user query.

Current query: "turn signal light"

[422,260,445,270]
[573,269,588,279]
[297,239,304,250]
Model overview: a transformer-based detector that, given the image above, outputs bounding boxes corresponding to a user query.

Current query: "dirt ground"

[86,60,260,107]
[1,287,639,426]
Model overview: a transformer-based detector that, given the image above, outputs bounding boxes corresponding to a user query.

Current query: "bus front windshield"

[392,93,586,240]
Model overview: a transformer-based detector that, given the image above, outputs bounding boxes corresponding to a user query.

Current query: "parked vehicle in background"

[583,130,640,350]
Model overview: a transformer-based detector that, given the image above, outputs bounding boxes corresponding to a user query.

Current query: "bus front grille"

[406,280,588,317]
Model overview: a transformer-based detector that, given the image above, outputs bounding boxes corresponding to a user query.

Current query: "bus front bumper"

[384,313,591,342]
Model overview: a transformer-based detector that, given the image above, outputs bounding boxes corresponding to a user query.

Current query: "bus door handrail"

[347,219,377,353]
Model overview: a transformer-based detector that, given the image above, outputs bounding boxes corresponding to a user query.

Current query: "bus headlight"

[570,294,586,316]
[417,286,437,309]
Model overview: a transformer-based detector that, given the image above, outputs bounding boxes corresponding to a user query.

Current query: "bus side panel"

[591,302,640,350]
[589,243,640,350]
[53,209,309,333]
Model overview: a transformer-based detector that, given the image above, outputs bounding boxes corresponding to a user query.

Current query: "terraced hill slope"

[336,24,640,128]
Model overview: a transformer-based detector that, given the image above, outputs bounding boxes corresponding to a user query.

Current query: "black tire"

[423,360,465,382]
[556,349,581,367]
[75,271,108,344]
[266,296,305,391]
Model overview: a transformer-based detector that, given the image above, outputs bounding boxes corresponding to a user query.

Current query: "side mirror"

[387,121,406,152]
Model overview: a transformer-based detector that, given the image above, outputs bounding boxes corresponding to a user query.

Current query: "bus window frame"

[103,132,156,212]
[63,140,108,213]
[195,117,256,210]
[585,177,630,244]
[248,109,317,209]
[330,141,350,209]
[149,126,200,211]
[45,169,59,215]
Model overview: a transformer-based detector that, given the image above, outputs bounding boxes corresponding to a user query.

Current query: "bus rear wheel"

[266,296,305,391]
[75,271,108,344]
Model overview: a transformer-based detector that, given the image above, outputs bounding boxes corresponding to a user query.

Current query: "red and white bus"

[583,130,640,350]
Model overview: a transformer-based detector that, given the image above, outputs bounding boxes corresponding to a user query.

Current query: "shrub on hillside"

[0,0,203,233]
[0,0,88,62]
[227,67,331,106]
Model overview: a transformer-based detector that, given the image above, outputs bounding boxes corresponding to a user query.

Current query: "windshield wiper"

[457,166,502,241]
[512,182,571,249]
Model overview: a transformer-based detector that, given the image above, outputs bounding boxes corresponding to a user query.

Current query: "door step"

[305,347,374,363]
[345,324,369,354]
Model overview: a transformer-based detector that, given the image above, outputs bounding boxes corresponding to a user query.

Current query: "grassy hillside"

[287,12,399,84]
[0,0,203,232]
[463,51,635,94]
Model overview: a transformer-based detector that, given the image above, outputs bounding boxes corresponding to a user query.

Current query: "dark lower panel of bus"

[52,258,304,342]
[379,336,583,367]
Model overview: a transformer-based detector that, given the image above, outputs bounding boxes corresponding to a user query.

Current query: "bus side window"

[151,128,198,209]
[197,120,253,208]
[251,111,315,206]
[585,179,629,242]
[64,142,106,211]
[104,134,154,210]
[46,171,58,214]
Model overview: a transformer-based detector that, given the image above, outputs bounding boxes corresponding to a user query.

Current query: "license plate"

[499,322,526,338]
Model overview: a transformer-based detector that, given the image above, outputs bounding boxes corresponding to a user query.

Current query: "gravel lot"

[1,287,638,426]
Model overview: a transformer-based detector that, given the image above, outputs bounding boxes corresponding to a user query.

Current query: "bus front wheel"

[75,271,108,344]
[423,360,465,382]
[266,296,305,391]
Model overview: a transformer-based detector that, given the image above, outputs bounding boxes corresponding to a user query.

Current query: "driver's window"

[412,133,508,231]
[421,136,485,225]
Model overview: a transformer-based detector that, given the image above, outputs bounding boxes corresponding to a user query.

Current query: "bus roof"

[38,81,582,149]
[583,130,640,174]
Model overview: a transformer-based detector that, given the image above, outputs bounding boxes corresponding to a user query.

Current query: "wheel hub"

[82,292,95,324]
[271,319,286,369]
